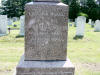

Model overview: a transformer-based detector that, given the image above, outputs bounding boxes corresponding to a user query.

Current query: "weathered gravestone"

[13,17,18,22]
[91,21,95,28]
[20,15,25,36]
[76,16,86,36]
[74,18,77,27]
[0,15,7,36]
[8,18,13,26]
[88,19,92,25]
[34,0,61,2]
[15,1,75,75]
[94,20,100,32]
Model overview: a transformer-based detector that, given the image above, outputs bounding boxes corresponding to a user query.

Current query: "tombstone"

[76,16,86,36]
[94,20,100,32]
[8,18,13,26]
[0,15,7,36]
[88,19,92,25]
[13,17,18,22]
[74,18,77,27]
[15,1,75,75]
[20,15,25,36]
[91,21,94,28]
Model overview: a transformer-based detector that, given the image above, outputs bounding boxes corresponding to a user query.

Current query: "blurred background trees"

[63,0,100,21]
[0,0,100,20]
[0,0,32,18]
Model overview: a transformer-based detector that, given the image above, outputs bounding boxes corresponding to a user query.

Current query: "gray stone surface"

[25,2,68,61]
[20,15,25,36]
[16,56,75,75]
[34,0,61,2]
[0,15,7,35]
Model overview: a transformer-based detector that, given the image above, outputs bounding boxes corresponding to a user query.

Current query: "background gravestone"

[25,2,68,61]
[15,1,75,75]
[8,18,13,26]
[74,18,77,27]
[0,15,7,36]
[20,15,25,36]
[76,16,86,36]
[91,21,95,28]
[34,0,61,2]
[13,17,18,22]
[94,20,100,32]
[88,19,92,25]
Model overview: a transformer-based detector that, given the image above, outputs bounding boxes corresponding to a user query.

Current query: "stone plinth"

[16,56,75,75]
[34,0,61,2]
[94,20,100,32]
[25,2,68,61]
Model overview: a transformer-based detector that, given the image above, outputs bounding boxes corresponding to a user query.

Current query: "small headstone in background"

[8,18,13,26]
[20,15,25,36]
[76,16,86,37]
[34,0,61,2]
[74,18,77,27]
[15,1,75,75]
[94,20,100,32]
[88,19,92,25]
[91,21,94,28]
[13,17,18,22]
[0,15,7,36]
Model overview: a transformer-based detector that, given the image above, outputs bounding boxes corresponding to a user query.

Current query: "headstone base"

[15,55,75,75]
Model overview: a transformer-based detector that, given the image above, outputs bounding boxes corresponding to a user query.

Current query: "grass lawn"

[0,24,100,75]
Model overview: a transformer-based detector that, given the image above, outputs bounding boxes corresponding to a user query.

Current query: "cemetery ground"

[0,24,100,75]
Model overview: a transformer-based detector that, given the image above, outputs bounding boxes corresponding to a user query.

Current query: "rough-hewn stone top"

[34,0,61,2]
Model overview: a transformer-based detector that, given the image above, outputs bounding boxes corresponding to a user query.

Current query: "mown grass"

[0,23,100,75]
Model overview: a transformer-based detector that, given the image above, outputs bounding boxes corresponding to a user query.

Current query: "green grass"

[0,24,100,75]
[8,21,20,29]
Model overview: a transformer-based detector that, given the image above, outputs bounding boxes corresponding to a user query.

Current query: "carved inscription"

[25,3,68,60]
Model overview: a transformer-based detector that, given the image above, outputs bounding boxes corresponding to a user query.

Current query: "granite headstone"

[15,1,75,75]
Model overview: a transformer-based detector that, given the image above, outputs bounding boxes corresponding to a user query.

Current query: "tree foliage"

[1,0,32,18]
[1,0,100,20]
[63,0,100,20]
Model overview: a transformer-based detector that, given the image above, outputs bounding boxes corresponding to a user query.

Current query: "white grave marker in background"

[94,20,100,32]
[76,16,86,36]
[0,15,7,36]
[20,15,25,36]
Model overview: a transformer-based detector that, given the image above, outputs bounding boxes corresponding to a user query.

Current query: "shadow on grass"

[73,35,84,40]
[16,35,24,38]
